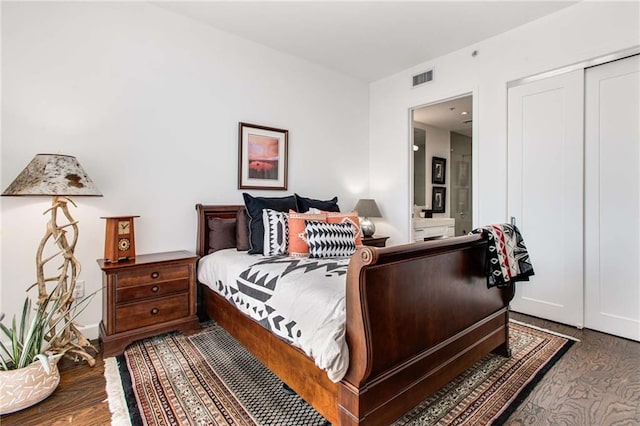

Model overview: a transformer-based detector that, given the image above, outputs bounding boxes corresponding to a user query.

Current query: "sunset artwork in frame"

[238,122,288,190]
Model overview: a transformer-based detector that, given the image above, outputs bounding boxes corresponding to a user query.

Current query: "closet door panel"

[585,55,640,341]
[507,69,584,327]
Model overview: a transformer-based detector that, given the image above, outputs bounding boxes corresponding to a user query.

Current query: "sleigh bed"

[195,204,515,425]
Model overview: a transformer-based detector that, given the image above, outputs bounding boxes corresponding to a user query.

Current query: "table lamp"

[354,198,382,238]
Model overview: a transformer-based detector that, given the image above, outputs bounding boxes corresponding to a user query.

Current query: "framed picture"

[432,156,446,184]
[432,187,446,213]
[238,122,288,190]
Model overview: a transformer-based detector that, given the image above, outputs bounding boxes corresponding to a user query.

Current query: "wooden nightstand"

[362,236,389,247]
[98,250,200,357]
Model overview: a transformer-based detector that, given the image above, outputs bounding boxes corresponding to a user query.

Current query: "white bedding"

[198,249,350,382]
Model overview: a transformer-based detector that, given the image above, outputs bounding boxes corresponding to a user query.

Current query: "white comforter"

[198,249,350,382]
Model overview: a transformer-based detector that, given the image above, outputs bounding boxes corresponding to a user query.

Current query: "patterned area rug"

[104,320,575,426]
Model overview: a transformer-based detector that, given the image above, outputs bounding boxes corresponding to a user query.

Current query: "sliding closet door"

[507,69,584,327]
[584,55,640,341]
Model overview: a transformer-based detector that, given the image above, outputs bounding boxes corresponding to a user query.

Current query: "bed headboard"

[195,204,245,257]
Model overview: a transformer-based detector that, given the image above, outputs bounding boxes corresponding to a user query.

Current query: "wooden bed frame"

[195,204,515,425]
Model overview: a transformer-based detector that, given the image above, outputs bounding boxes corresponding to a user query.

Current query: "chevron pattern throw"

[305,220,357,258]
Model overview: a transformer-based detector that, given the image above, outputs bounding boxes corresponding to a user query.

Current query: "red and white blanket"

[471,224,535,288]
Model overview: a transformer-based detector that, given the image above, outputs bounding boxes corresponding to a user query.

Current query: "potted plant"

[0,283,95,414]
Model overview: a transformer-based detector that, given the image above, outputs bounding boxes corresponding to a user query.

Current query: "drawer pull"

[150,272,160,279]
[150,308,159,315]
[151,285,159,293]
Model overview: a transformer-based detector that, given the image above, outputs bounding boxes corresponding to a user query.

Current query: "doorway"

[411,95,473,237]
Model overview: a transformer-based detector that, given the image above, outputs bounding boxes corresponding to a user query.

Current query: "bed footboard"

[196,204,514,425]
[338,235,514,425]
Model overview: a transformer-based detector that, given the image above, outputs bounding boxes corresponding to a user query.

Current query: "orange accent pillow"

[326,211,363,246]
[288,210,327,256]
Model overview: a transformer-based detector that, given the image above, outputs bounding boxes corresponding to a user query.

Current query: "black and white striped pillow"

[262,209,289,256]
[305,221,357,258]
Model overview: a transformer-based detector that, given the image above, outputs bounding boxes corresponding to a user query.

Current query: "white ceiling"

[414,95,473,137]
[154,1,577,82]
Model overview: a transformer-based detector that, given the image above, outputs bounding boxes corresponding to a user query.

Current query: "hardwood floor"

[507,313,640,426]
[1,314,638,425]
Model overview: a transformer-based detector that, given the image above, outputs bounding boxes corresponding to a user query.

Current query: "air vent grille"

[412,69,433,87]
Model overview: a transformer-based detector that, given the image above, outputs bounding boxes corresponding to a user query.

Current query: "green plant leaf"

[1,282,100,370]
[34,353,50,374]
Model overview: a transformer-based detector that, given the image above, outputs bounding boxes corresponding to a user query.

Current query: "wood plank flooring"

[507,313,640,425]
[1,313,638,425]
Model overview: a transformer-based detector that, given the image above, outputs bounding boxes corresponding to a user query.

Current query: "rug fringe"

[510,318,581,342]
[103,357,132,426]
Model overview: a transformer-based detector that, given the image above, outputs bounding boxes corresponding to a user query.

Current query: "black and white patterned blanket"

[198,249,350,382]
[471,224,535,288]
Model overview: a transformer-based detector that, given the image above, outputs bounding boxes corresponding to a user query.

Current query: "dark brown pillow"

[236,208,250,251]
[208,217,236,254]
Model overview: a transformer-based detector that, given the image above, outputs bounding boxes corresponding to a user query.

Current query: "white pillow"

[262,209,289,256]
[305,221,357,258]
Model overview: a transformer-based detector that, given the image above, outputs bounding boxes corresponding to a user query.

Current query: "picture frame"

[238,122,288,190]
[432,187,446,213]
[431,156,446,184]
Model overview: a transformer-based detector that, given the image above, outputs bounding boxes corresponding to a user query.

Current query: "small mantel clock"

[102,216,139,262]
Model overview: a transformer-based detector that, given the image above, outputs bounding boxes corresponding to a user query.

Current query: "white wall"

[0,2,369,338]
[370,1,640,244]
[413,122,450,216]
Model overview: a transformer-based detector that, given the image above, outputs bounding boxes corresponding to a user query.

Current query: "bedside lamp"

[354,198,382,238]
[2,154,102,365]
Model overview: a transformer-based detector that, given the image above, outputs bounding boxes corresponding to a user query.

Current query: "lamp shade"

[2,154,102,197]
[354,199,382,218]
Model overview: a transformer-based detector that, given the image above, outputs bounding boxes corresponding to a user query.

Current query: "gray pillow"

[236,208,250,251]
[208,217,236,254]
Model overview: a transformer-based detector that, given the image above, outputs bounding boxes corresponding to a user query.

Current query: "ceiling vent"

[412,69,433,87]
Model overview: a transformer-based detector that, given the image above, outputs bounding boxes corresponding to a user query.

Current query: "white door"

[507,69,584,328]
[584,55,640,341]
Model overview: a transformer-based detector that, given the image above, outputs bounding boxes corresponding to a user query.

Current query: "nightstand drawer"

[99,250,199,357]
[115,293,189,333]
[116,278,189,304]
[116,264,189,287]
